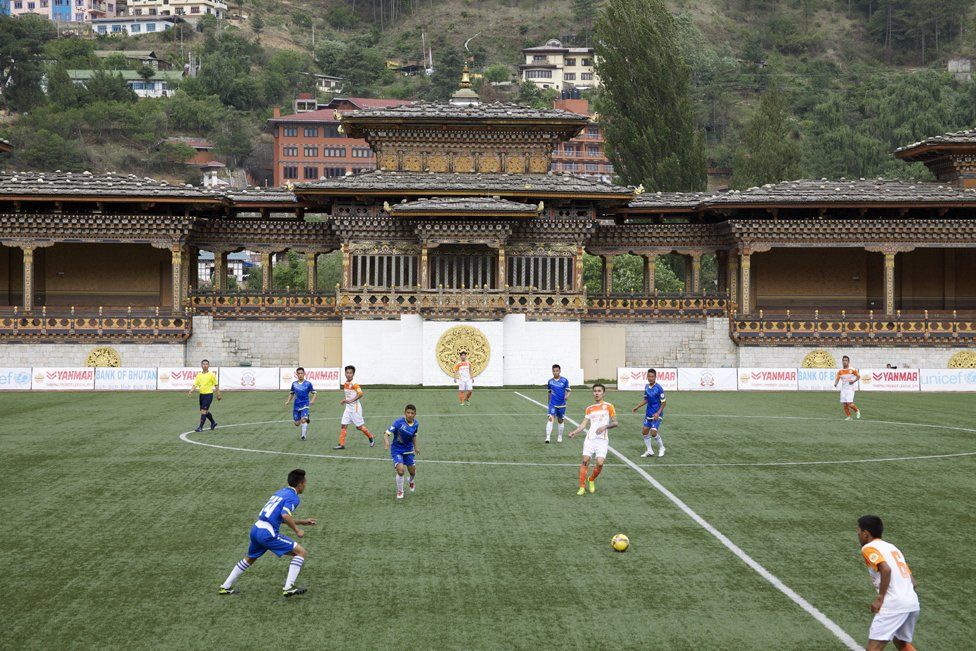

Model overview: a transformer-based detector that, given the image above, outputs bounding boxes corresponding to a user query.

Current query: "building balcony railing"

[585,294,729,321]
[732,309,976,346]
[0,306,191,342]
[189,291,338,319]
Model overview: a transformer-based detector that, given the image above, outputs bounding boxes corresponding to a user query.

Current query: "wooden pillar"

[883,251,896,316]
[260,252,273,291]
[496,244,506,289]
[420,243,429,289]
[21,245,35,312]
[739,251,752,316]
[179,246,190,306]
[575,244,584,292]
[213,250,227,291]
[642,253,656,294]
[728,252,739,309]
[690,251,702,295]
[306,252,318,292]
[170,245,184,312]
[602,254,613,295]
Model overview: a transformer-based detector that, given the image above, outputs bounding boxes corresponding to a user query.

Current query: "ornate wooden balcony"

[189,292,339,320]
[0,306,191,342]
[732,309,976,346]
[584,294,729,322]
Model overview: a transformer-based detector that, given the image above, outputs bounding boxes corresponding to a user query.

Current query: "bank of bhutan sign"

[157,367,219,391]
[32,367,95,390]
[858,369,920,392]
[279,367,343,390]
[94,367,158,391]
[738,368,798,391]
[616,368,678,391]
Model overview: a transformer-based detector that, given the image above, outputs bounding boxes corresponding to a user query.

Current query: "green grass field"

[1,388,973,650]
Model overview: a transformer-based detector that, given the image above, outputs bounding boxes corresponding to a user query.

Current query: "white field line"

[513,391,861,651]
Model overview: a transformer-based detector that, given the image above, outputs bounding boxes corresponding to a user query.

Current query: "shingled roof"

[295,170,633,198]
[342,101,589,123]
[0,171,222,201]
[895,128,976,157]
[223,187,298,205]
[627,191,716,210]
[704,179,976,206]
[387,196,542,217]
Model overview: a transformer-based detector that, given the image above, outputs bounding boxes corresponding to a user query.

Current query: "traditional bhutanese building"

[1,86,974,379]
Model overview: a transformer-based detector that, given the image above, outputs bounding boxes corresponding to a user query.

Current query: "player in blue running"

[632,368,666,458]
[285,367,317,440]
[545,364,571,444]
[218,468,316,597]
[384,404,419,500]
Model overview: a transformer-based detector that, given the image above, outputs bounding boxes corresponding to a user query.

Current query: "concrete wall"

[624,318,737,368]
[0,343,184,367]
[341,316,424,385]
[187,316,306,367]
[501,316,583,385]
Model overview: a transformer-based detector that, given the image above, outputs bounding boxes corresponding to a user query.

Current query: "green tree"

[594,0,706,191]
[85,70,137,103]
[483,63,511,84]
[151,141,196,168]
[46,64,86,108]
[12,129,87,171]
[423,46,465,101]
[731,88,802,189]
[44,38,96,68]
[251,11,264,34]
[262,50,310,106]
[338,43,389,95]
[0,14,57,112]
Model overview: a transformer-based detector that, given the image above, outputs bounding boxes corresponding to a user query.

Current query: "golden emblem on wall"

[86,346,121,367]
[801,350,836,368]
[436,326,490,379]
[948,351,976,369]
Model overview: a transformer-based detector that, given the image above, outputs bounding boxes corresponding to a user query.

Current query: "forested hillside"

[1,0,974,186]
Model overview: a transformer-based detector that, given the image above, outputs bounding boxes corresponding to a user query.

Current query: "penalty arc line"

[513,391,862,651]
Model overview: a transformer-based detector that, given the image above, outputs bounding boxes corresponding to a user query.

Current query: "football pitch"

[1,388,973,650]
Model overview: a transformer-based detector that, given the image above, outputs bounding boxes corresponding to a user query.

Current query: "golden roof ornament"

[383,201,392,213]
[536,201,544,213]
[634,184,645,195]
[450,61,480,106]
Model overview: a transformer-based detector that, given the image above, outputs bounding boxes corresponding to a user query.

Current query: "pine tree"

[594,0,706,191]
[731,88,802,189]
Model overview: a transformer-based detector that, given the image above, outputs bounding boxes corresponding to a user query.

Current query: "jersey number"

[891,551,911,579]
[260,495,283,518]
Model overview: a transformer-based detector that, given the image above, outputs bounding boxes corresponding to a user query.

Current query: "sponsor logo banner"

[32,367,95,391]
[157,367,219,391]
[0,368,33,390]
[616,367,678,391]
[796,368,850,391]
[858,369,920,392]
[919,369,976,392]
[94,367,158,391]
[738,368,798,391]
[677,367,738,391]
[279,367,343,390]
[221,367,279,391]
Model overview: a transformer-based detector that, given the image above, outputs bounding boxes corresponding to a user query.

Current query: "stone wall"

[0,342,184,366]
[187,316,305,367]
[624,318,737,368]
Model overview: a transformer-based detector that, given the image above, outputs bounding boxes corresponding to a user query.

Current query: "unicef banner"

[279,367,343,390]
[920,369,976,392]
[220,367,280,391]
[677,368,738,391]
[737,368,798,391]
[31,367,95,391]
[0,368,33,390]
[796,368,850,391]
[616,367,678,391]
[157,367,219,391]
[858,369,920,392]
[94,368,158,391]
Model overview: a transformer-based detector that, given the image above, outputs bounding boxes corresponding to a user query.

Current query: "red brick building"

[268,97,412,187]
[549,99,614,182]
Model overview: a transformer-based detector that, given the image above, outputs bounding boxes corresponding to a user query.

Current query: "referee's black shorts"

[199,393,214,410]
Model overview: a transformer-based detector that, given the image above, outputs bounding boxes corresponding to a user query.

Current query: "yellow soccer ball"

[611,533,630,552]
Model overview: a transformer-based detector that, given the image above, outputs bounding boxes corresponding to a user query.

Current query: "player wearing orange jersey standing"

[857,515,920,651]
[453,350,473,406]
[332,365,374,450]
[833,355,862,420]
[568,383,618,496]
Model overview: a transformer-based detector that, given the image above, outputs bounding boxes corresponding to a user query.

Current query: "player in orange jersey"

[568,383,618,496]
[332,365,374,450]
[833,355,862,420]
[453,350,473,406]
[857,515,920,651]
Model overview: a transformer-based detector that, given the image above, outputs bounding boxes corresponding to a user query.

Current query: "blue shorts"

[643,415,663,431]
[199,393,214,410]
[391,449,415,467]
[293,404,310,422]
[548,404,567,419]
[247,525,296,559]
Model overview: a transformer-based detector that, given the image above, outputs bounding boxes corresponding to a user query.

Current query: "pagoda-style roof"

[342,101,589,123]
[627,191,716,212]
[386,196,542,218]
[895,128,976,160]
[704,179,976,208]
[223,187,299,206]
[295,171,633,200]
[0,171,223,203]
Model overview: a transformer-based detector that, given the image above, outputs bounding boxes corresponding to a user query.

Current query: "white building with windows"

[519,39,599,92]
[126,0,225,20]
[91,16,178,35]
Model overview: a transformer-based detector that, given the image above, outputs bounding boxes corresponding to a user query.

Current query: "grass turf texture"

[1,389,973,649]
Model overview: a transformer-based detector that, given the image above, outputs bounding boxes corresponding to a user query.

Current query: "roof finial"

[450,60,480,106]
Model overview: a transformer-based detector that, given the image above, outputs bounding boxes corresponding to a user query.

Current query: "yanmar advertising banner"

[0,368,33,390]
[616,367,678,391]
[221,367,280,391]
[157,367,218,391]
[279,367,343,390]
[677,367,738,391]
[94,368,158,391]
[796,368,849,391]
[919,369,976,392]
[31,367,95,391]
[738,368,798,391]
[858,369,920,392]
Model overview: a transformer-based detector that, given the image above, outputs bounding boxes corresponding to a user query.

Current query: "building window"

[564,73,575,81]
[351,147,372,158]
[581,72,594,81]
[532,55,546,62]
[587,125,600,137]
[324,147,346,157]
[283,166,298,180]
[322,125,341,138]
[525,70,552,79]
[587,145,600,157]
[282,146,298,157]
[565,58,576,66]
[283,126,298,137]
[303,166,319,180]
[131,24,141,32]
[303,146,318,157]
[97,25,107,33]
[581,58,592,66]
[112,24,123,32]
[586,163,598,172]
[190,6,199,12]
[303,127,319,137]
[322,167,346,178]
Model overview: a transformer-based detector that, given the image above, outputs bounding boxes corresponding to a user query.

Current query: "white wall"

[341,315,423,385]
[503,315,583,385]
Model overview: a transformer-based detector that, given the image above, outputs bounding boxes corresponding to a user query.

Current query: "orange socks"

[850,404,859,413]
[339,426,347,446]
[589,465,603,481]
[358,425,373,441]
[578,465,588,487]
[843,405,851,417]
[459,393,464,404]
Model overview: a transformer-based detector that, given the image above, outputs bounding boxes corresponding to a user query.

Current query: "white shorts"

[840,388,856,403]
[582,437,609,460]
[869,610,919,642]
[341,405,365,427]
[457,380,473,392]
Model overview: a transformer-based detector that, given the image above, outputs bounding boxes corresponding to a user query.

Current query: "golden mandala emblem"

[801,350,836,368]
[86,346,121,367]
[948,350,976,369]
[436,326,490,379]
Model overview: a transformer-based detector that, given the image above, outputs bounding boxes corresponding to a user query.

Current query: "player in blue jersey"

[545,364,572,444]
[285,367,317,440]
[384,404,420,500]
[631,368,666,458]
[218,468,317,597]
